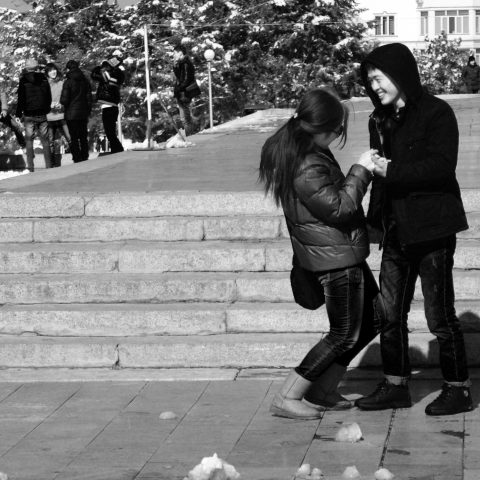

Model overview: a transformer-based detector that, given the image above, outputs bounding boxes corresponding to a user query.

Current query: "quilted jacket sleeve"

[294,157,371,225]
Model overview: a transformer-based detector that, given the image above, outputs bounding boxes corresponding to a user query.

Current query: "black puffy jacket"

[173,56,195,99]
[282,150,372,272]
[16,71,51,117]
[360,43,468,245]
[91,64,124,106]
[61,67,92,120]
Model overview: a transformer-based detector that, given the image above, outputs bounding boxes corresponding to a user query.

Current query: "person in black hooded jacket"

[172,44,195,135]
[91,55,125,153]
[354,43,472,416]
[61,60,92,162]
[16,57,52,172]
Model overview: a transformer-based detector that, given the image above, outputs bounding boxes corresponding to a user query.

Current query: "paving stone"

[0,193,85,217]
[203,216,282,240]
[85,192,279,217]
[0,273,237,304]
[0,303,227,336]
[0,337,118,368]
[0,219,33,242]
[118,241,267,272]
[33,217,204,242]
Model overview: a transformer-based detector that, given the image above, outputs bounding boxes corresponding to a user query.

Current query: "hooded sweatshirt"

[360,43,468,245]
[16,71,51,118]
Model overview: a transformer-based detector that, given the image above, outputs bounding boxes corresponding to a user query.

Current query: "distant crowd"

[0,51,125,172]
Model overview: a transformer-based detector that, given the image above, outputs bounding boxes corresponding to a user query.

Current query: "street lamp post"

[204,49,215,129]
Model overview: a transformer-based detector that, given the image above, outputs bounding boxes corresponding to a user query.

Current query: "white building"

[357,0,480,61]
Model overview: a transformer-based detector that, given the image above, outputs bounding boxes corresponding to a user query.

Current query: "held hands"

[357,149,377,172]
[372,156,390,178]
[357,149,390,177]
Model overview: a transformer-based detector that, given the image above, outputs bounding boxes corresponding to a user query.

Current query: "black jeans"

[296,262,384,381]
[379,229,469,383]
[102,106,123,153]
[48,119,71,167]
[66,119,89,163]
[0,113,25,147]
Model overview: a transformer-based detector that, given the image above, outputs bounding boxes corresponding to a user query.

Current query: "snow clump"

[375,467,395,479]
[335,422,363,443]
[342,465,361,479]
[159,411,177,420]
[184,453,240,480]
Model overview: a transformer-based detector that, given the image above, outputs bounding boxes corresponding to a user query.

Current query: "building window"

[375,15,395,36]
[420,11,428,36]
[476,11,480,34]
[435,10,469,35]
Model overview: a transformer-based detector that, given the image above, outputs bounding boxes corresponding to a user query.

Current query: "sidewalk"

[0,369,478,480]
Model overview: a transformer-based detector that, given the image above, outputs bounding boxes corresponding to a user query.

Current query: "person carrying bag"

[259,88,385,420]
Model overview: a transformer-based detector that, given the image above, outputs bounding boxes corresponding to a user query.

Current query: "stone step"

[1,300,478,337]
[0,271,479,304]
[0,331,479,369]
[0,239,479,273]
[1,190,479,219]
[1,212,479,243]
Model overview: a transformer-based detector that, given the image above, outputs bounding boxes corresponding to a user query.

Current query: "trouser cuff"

[445,379,471,388]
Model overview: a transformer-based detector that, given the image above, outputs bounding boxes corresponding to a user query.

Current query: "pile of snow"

[0,169,29,181]
[375,468,395,479]
[295,463,323,479]
[184,453,240,480]
[159,411,177,420]
[342,465,361,479]
[335,422,363,443]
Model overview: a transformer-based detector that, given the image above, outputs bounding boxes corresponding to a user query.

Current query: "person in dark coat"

[91,54,125,153]
[173,44,195,135]
[0,82,25,148]
[461,55,480,93]
[259,88,384,420]
[355,43,472,416]
[16,57,52,172]
[61,60,92,162]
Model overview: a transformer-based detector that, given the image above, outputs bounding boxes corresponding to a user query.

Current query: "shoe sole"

[269,405,322,420]
[425,405,473,416]
[355,401,412,411]
[304,399,353,411]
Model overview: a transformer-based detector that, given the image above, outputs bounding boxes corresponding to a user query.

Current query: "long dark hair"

[259,88,349,206]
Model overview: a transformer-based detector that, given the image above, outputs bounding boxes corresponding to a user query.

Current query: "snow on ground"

[0,170,29,181]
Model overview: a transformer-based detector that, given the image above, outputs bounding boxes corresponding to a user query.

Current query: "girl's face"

[48,69,57,79]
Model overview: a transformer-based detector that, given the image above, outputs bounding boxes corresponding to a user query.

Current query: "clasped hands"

[357,149,390,178]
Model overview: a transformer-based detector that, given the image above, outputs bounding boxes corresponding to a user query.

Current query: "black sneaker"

[355,379,412,410]
[425,384,473,416]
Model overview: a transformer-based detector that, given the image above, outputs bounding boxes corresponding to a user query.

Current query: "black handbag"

[290,257,325,310]
[185,80,201,98]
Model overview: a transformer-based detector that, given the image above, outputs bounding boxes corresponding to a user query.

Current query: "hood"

[360,43,423,109]
[22,71,47,85]
[67,67,86,81]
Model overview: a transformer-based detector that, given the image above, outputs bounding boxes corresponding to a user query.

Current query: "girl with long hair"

[259,88,383,419]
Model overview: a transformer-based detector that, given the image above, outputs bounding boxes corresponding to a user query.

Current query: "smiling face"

[367,68,405,110]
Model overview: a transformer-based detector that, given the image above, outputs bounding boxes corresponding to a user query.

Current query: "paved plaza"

[0,370,479,480]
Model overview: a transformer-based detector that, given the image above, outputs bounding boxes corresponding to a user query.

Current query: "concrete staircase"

[0,190,479,371]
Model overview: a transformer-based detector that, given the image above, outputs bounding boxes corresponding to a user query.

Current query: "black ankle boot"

[425,384,473,416]
[355,379,412,410]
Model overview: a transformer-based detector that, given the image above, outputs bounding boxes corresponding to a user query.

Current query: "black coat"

[91,64,124,106]
[462,64,480,92]
[282,150,371,272]
[16,71,51,117]
[360,43,468,245]
[173,57,195,99]
[60,67,92,120]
